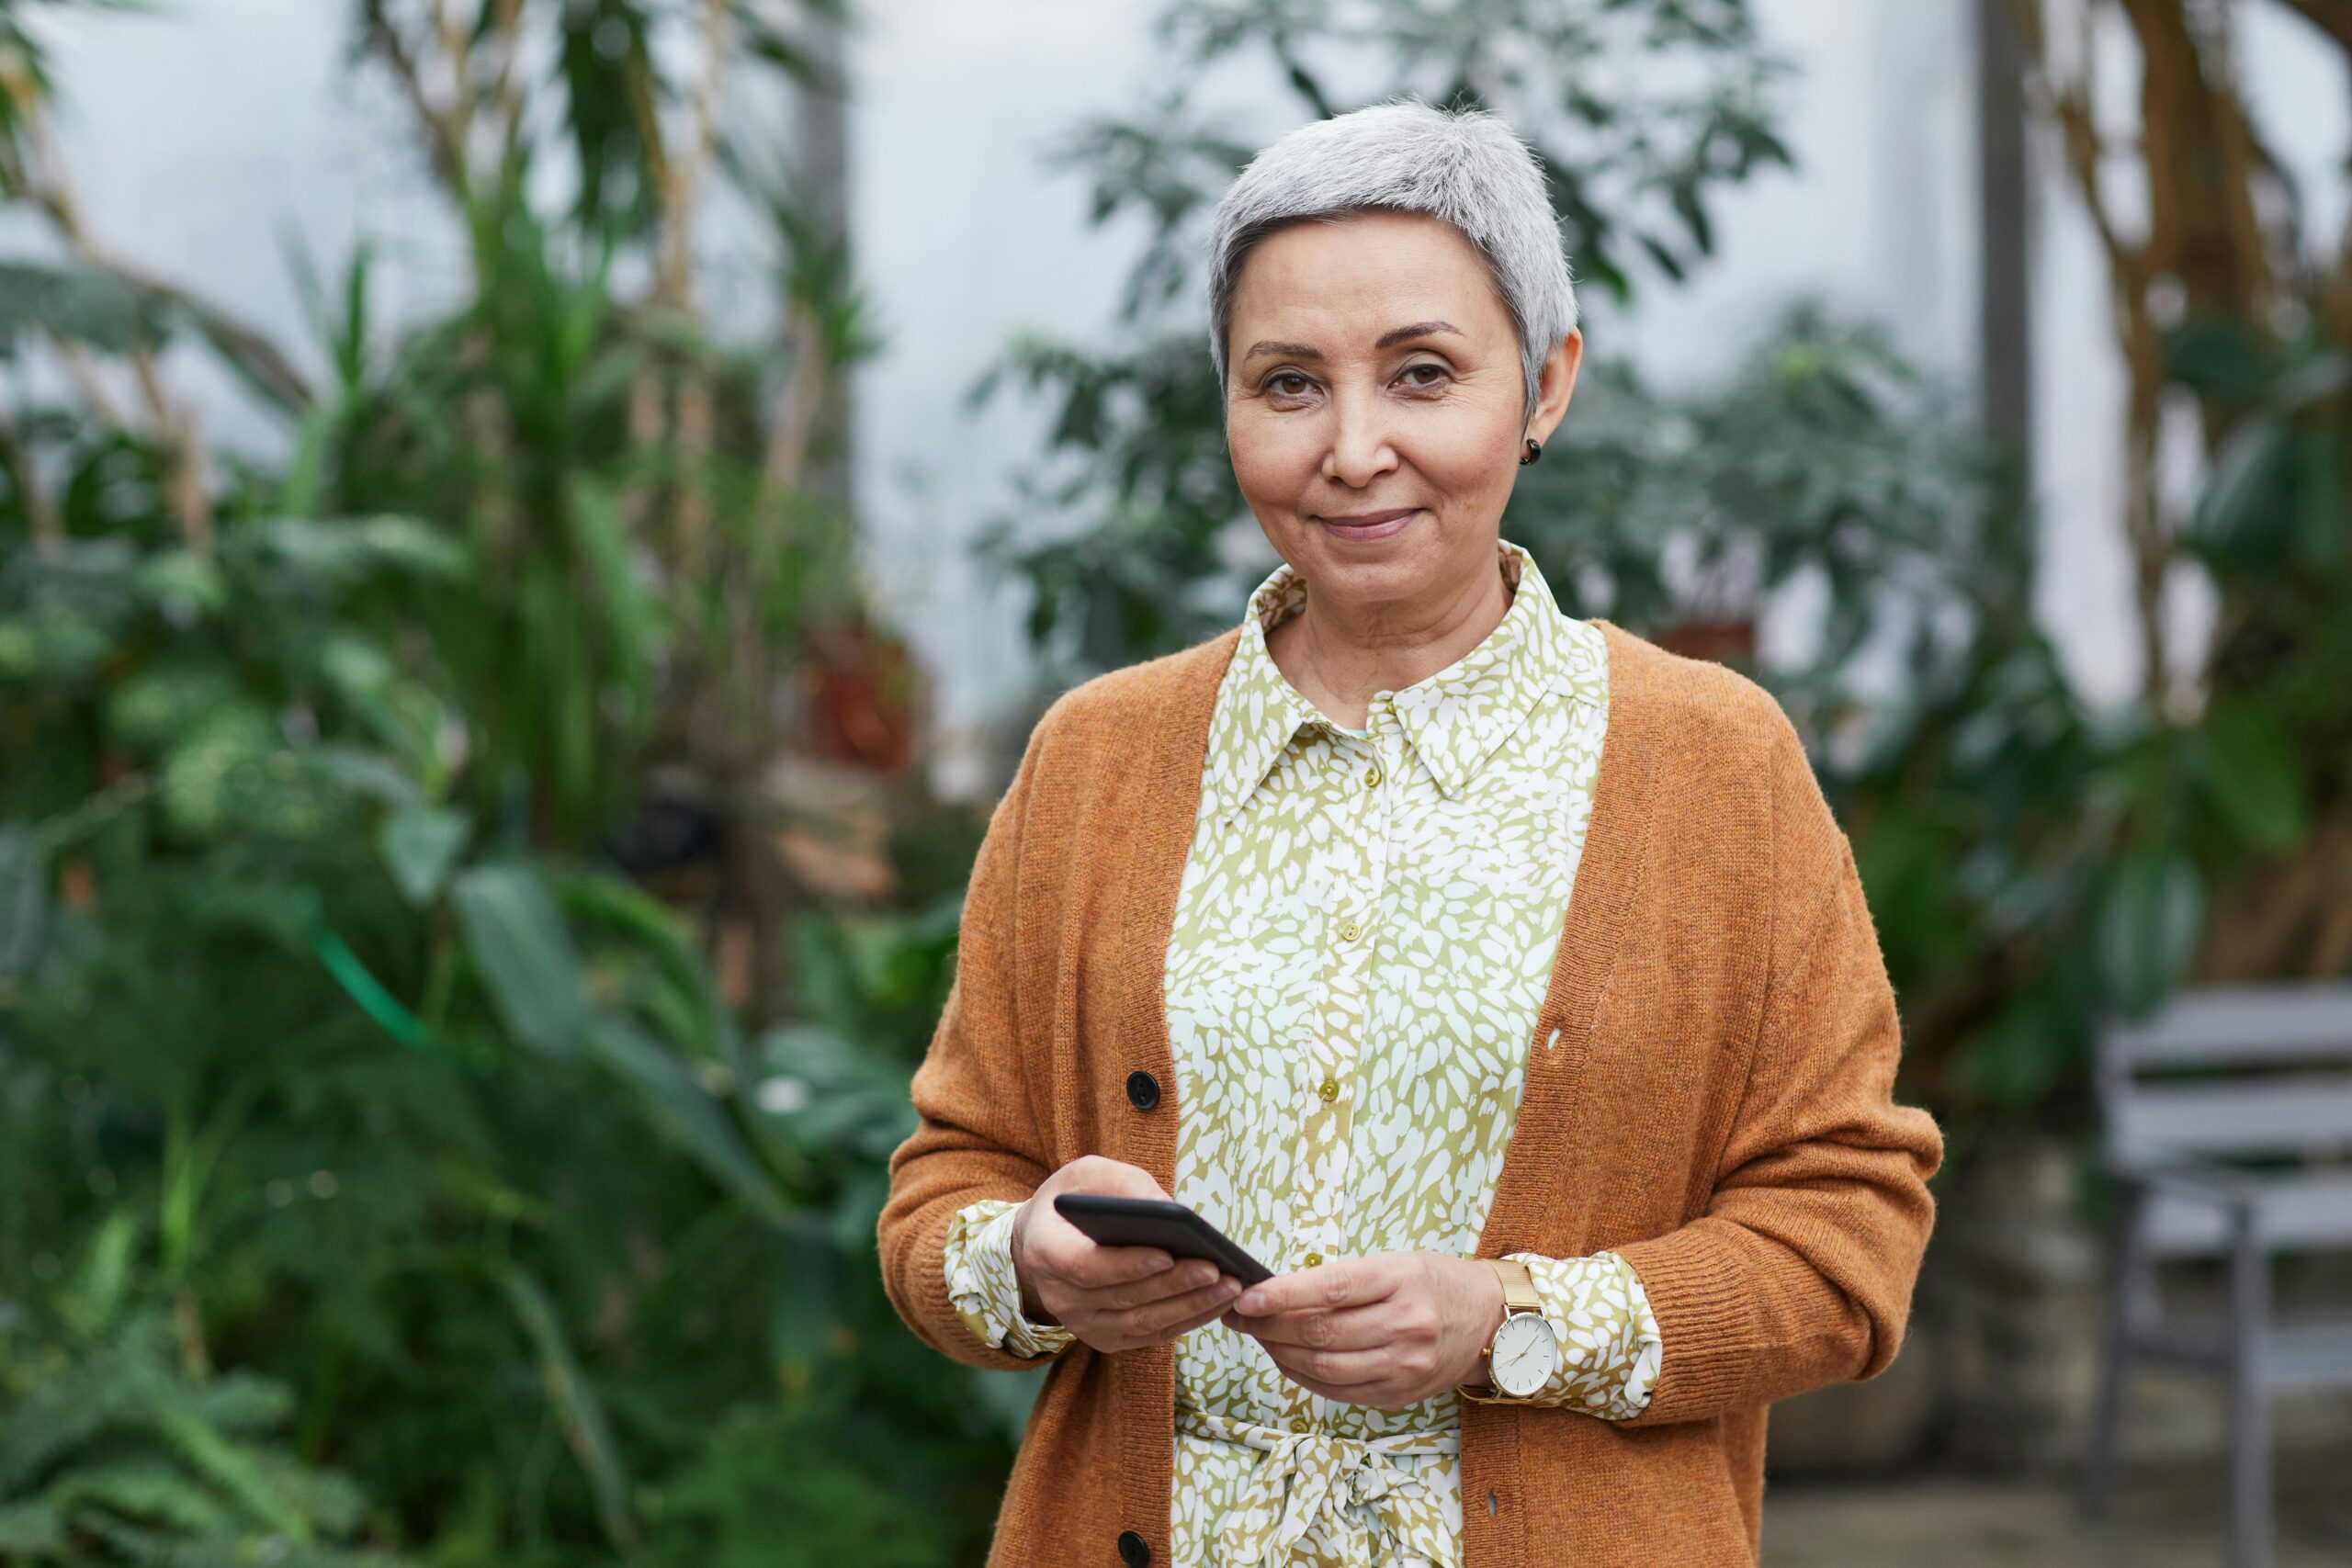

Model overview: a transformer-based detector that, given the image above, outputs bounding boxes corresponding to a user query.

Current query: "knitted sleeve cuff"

[1607,1206,1917,1427]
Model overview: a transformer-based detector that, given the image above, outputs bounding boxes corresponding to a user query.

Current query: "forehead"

[1230,209,1511,341]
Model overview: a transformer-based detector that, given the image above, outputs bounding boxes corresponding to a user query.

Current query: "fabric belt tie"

[1177,1406,1459,1566]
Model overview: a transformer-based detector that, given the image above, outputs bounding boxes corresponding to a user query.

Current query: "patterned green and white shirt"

[945,537,1661,1566]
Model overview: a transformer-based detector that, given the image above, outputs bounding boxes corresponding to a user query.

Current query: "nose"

[1321,382,1398,489]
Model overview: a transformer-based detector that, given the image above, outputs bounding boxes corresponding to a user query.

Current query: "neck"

[1266,554,1514,730]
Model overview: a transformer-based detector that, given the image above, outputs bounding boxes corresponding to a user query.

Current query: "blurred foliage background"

[0,0,2345,1562]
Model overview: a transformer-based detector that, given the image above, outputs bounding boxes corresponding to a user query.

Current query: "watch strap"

[1459,1258,1541,1404]
[1489,1257,1540,1314]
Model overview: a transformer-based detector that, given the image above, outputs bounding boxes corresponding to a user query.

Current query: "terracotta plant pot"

[804,617,917,773]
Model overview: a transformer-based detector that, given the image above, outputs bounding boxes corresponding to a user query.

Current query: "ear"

[1524,329,1583,447]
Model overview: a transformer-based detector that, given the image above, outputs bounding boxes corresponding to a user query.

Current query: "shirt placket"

[1280,697,1399,1433]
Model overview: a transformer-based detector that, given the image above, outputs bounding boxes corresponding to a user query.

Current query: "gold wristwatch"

[1457,1258,1563,1404]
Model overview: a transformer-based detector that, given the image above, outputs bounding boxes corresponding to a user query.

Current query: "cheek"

[1400,418,1516,505]
[1226,410,1325,501]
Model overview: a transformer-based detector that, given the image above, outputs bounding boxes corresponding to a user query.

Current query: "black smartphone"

[1051,1194,1273,1286]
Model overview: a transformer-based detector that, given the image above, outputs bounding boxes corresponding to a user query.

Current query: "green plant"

[0,510,1014,1559]
[0,2,1008,1561]
[0,1217,406,1565]
[2012,0,2352,985]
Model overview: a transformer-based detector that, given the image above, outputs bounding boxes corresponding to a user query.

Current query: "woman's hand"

[1222,1253,1506,1408]
[1010,1156,1248,1354]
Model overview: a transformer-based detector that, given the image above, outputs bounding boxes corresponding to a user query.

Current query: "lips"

[1316,507,1419,539]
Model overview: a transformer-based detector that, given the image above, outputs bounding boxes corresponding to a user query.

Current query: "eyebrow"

[1239,320,1464,363]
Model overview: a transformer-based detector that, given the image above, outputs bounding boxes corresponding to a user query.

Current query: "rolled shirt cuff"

[944,1197,1076,1359]
[1502,1248,1662,1419]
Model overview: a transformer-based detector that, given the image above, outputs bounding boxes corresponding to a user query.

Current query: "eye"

[1398,362,1450,389]
[1267,371,1313,397]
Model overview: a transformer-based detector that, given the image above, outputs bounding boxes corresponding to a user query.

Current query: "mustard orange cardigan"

[878,618,1944,1568]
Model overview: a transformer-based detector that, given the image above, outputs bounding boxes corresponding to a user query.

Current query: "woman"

[878,97,1942,1568]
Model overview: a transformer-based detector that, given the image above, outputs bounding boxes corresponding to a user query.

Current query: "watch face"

[1490,1312,1562,1398]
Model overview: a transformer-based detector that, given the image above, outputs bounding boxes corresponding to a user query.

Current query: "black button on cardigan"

[1125,1071,1160,1111]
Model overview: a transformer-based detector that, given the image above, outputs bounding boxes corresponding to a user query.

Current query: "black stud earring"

[1519,437,1543,467]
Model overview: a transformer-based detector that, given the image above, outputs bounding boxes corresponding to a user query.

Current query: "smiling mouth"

[1318,508,1419,527]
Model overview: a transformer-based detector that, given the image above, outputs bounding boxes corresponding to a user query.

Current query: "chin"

[1290,525,1444,592]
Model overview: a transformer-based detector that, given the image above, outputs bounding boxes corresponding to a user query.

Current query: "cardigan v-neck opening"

[1114,616,1658,1257]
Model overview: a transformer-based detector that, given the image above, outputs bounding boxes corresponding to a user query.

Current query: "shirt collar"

[1198,537,1592,830]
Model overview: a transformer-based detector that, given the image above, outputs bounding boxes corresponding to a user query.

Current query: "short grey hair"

[1205,96,1577,413]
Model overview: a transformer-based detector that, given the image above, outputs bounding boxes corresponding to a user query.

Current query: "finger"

[1155,1294,1248,1342]
[1055,1239,1176,1290]
[1261,1344,1429,1410]
[1060,1156,1172,1201]
[1221,1301,1399,1350]
[1261,1342,1420,1390]
[1119,1273,1246,1338]
[1053,1256,1216,1317]
[1230,1259,1397,1319]
[1091,1292,1241,1353]
[1081,1276,1244,1352]
[1081,1257,1225,1311]
[1026,1191,1171,1276]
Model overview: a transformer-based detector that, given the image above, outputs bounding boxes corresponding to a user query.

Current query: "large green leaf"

[450,863,587,1056]
[0,822,41,979]
[379,806,469,906]
[563,475,661,718]
[2292,424,2346,572]
[769,1217,837,1394]
[0,259,170,355]
[584,1015,786,1221]
[559,871,742,1072]
[2095,849,2206,1019]
[0,258,311,412]
[1949,980,2083,1114]
[232,514,468,585]
[489,1263,639,1555]
[2189,416,2292,558]
[2198,697,2306,852]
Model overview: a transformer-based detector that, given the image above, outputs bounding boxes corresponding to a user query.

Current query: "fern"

[0,1292,405,1565]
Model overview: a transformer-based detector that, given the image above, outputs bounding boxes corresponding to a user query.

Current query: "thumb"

[1093,1159,1172,1201]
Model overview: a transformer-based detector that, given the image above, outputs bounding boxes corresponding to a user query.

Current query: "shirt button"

[1337,919,1362,942]
[1363,766,1382,789]
[1125,1071,1160,1111]
[1315,1078,1339,1102]
[1117,1529,1151,1567]
[1303,1251,1323,1267]
[1289,1416,1313,1434]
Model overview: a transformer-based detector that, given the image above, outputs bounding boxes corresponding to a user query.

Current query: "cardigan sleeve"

[1608,706,1943,1428]
[876,703,1075,1372]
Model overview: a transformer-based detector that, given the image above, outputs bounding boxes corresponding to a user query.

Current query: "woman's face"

[1223,208,1579,617]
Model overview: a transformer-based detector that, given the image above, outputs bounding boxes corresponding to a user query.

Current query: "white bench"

[2082,980,2352,1568]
